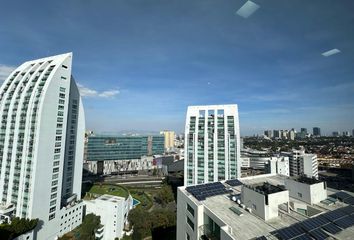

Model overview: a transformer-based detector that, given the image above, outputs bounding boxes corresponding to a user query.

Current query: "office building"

[241,148,271,170]
[313,127,321,137]
[273,130,280,139]
[343,131,350,137]
[85,135,164,174]
[177,174,354,240]
[84,194,133,240]
[0,53,85,239]
[184,105,241,186]
[288,129,295,140]
[282,150,318,179]
[352,129,354,137]
[333,131,340,137]
[263,130,272,138]
[160,130,175,150]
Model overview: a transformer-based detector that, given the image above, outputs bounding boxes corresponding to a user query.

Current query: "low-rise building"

[282,149,318,178]
[177,174,354,240]
[84,194,133,240]
[266,156,290,176]
[85,135,164,174]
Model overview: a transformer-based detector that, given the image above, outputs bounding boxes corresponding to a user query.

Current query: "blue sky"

[1,0,354,135]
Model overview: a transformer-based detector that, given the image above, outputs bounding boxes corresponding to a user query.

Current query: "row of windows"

[48,87,66,221]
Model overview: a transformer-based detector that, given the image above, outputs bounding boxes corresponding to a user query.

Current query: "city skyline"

[1,1,354,135]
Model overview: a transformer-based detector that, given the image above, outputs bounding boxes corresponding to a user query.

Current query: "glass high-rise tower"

[184,105,241,186]
[0,53,85,239]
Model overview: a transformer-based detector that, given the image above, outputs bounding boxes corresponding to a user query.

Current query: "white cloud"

[98,90,120,98]
[0,64,16,81]
[77,83,120,98]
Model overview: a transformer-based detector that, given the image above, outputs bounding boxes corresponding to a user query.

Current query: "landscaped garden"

[85,184,129,199]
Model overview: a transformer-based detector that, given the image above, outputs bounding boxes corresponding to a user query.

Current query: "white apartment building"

[177,174,354,240]
[267,156,290,176]
[184,105,241,186]
[283,150,318,179]
[0,53,85,239]
[84,194,134,240]
[160,130,175,150]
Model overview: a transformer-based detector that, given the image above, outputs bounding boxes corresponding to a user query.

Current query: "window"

[187,217,194,231]
[50,200,56,206]
[59,93,65,99]
[57,117,63,122]
[53,168,59,173]
[55,136,62,141]
[56,130,62,135]
[186,233,190,240]
[53,161,59,166]
[62,65,68,69]
[187,203,194,217]
[59,99,65,104]
[51,193,57,199]
[61,76,67,80]
[60,87,66,92]
[57,123,63,128]
[54,148,60,153]
[51,187,57,193]
[49,213,55,221]
[54,154,60,159]
[58,105,64,110]
[49,206,56,213]
[298,192,303,198]
[52,180,58,186]
[58,111,64,116]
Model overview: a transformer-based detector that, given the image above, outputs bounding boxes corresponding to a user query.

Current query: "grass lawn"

[87,184,129,199]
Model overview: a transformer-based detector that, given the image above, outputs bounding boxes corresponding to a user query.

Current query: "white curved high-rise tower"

[0,53,85,239]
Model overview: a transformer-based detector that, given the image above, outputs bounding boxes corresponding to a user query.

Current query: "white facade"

[184,105,241,186]
[241,184,289,221]
[177,174,350,240]
[0,53,85,239]
[84,194,133,240]
[268,156,290,176]
[285,178,327,205]
[284,150,318,178]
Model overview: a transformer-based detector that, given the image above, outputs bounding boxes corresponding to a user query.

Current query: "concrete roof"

[180,174,354,240]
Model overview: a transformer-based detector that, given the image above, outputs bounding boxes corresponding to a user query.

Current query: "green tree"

[0,217,38,240]
[155,185,174,206]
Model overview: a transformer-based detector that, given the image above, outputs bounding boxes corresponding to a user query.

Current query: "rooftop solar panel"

[225,179,243,187]
[334,215,354,229]
[300,216,328,231]
[185,182,228,201]
[277,224,304,240]
[321,223,342,234]
[343,197,354,205]
[255,236,267,240]
[322,209,346,221]
[292,234,313,240]
[309,228,329,240]
[335,191,352,200]
[340,205,354,215]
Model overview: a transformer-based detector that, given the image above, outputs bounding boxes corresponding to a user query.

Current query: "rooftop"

[292,175,323,185]
[182,174,354,240]
[245,182,286,195]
